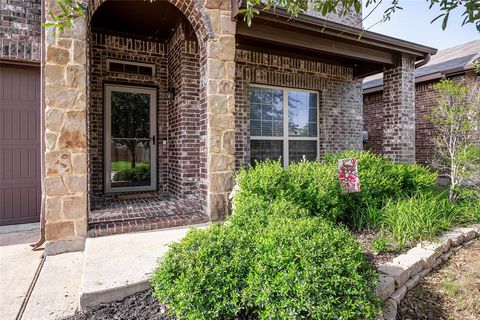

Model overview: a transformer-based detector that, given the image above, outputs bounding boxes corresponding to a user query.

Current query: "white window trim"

[250,84,320,166]
[104,84,158,193]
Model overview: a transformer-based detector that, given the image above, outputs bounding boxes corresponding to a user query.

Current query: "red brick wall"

[0,0,41,61]
[362,92,383,154]
[363,72,480,166]
[89,30,202,201]
[234,48,363,168]
[167,24,201,197]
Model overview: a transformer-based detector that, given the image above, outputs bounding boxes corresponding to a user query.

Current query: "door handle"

[151,135,156,145]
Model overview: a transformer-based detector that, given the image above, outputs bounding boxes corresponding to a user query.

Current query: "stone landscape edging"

[376,224,480,320]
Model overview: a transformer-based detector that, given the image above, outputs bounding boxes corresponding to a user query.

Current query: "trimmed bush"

[245,216,380,320]
[152,213,380,319]
[112,166,150,182]
[235,160,342,221]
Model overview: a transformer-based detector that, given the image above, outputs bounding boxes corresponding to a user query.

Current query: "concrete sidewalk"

[80,223,209,308]
[1,223,207,320]
[0,224,43,320]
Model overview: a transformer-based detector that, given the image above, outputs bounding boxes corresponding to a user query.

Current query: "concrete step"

[79,223,209,309]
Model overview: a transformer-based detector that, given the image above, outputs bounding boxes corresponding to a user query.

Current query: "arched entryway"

[42,0,236,252]
[86,0,211,235]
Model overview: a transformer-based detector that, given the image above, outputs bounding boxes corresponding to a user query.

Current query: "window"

[250,85,319,166]
[106,59,155,77]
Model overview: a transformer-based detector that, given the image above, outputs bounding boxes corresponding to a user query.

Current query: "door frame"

[104,84,157,193]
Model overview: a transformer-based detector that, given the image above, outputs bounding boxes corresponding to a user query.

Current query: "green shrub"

[245,216,380,320]
[112,166,150,182]
[152,215,380,320]
[235,160,343,221]
[382,192,457,248]
[283,160,343,221]
[324,151,437,228]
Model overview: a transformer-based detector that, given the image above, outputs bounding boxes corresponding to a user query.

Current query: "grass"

[111,161,150,171]
[398,240,480,320]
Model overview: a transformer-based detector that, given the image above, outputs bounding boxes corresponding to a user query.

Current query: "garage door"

[0,63,41,225]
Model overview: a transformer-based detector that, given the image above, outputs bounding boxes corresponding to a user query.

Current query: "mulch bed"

[62,289,171,320]
[398,239,480,320]
[353,229,408,268]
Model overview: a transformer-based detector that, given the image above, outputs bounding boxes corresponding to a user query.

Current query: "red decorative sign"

[338,158,360,193]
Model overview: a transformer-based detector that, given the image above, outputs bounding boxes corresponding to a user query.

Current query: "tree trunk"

[128,142,137,169]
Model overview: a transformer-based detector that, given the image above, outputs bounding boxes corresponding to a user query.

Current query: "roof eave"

[232,2,437,59]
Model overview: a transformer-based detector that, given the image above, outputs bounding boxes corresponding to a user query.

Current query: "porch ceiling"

[91,0,193,41]
[233,4,437,79]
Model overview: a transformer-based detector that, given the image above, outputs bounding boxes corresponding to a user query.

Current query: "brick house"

[363,40,480,167]
[1,0,437,255]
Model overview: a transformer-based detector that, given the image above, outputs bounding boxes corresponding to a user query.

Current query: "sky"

[361,0,479,50]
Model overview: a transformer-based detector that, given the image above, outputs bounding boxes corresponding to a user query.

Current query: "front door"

[104,84,157,193]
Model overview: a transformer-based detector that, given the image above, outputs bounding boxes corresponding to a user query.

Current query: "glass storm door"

[104,85,157,193]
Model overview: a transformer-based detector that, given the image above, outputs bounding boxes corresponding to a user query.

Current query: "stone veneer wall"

[376,226,479,320]
[43,0,237,253]
[0,0,41,61]
[364,71,480,166]
[234,49,363,168]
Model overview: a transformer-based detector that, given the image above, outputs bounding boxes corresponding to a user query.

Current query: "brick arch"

[88,0,213,46]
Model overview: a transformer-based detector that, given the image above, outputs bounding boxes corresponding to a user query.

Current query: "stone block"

[218,36,235,61]
[209,94,228,114]
[222,130,235,154]
[209,193,227,221]
[440,250,452,261]
[45,108,64,132]
[207,58,224,79]
[45,176,68,195]
[381,298,397,320]
[45,196,63,222]
[47,46,70,65]
[210,154,235,171]
[209,114,235,130]
[378,262,411,288]
[45,65,65,85]
[442,231,465,247]
[45,151,71,175]
[71,153,87,174]
[220,14,236,35]
[209,172,233,193]
[390,285,407,304]
[63,175,87,194]
[455,227,477,241]
[45,85,77,109]
[417,268,431,279]
[391,253,424,279]
[46,221,75,241]
[45,132,58,151]
[405,274,420,290]
[432,258,442,269]
[63,195,87,220]
[407,247,438,269]
[376,274,395,301]
[417,241,446,254]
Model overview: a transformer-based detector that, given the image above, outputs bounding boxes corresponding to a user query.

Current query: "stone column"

[203,1,237,220]
[43,2,88,255]
[382,54,416,163]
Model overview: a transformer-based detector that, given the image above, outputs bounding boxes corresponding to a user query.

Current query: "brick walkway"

[88,193,209,237]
